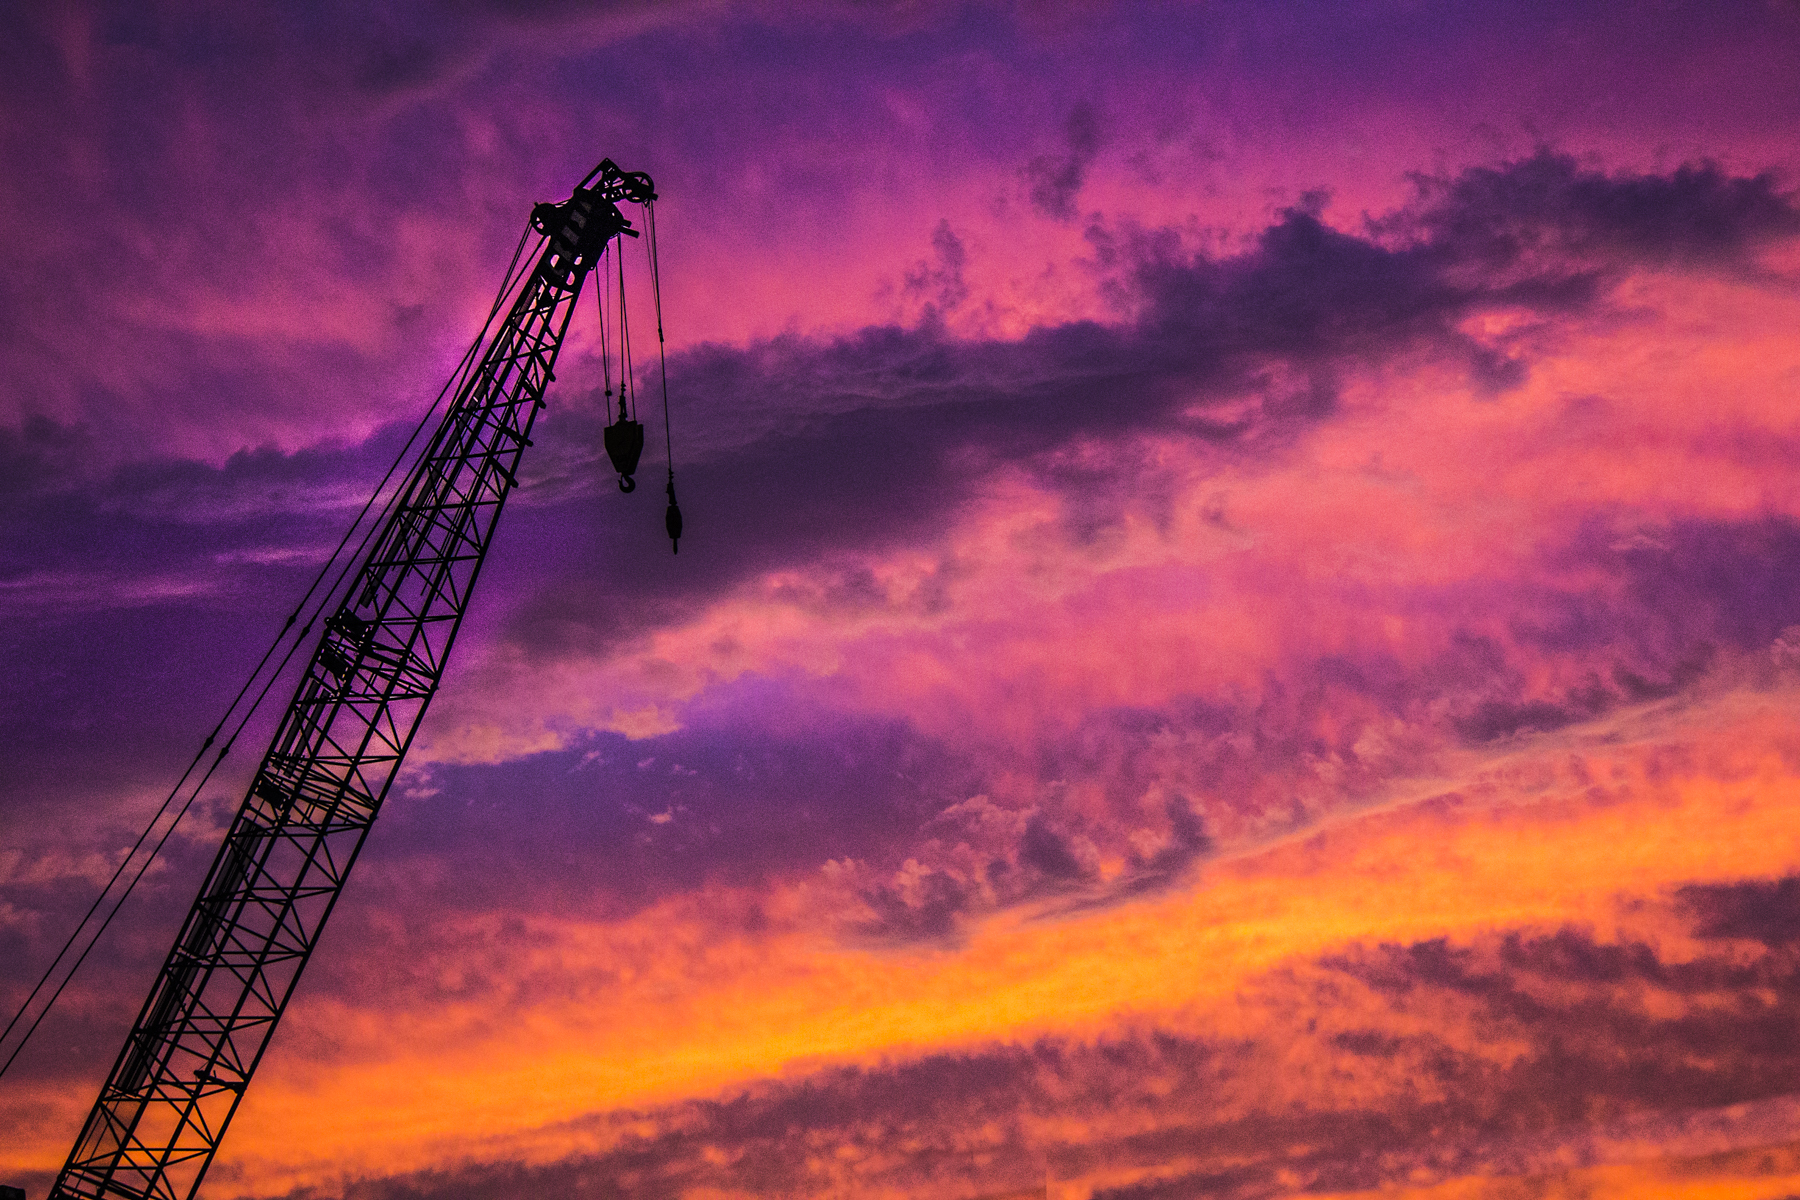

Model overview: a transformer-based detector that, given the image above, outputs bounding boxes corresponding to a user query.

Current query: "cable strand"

[646,201,674,476]
[0,222,543,1079]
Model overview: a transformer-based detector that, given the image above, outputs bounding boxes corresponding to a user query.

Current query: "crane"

[18,158,667,1200]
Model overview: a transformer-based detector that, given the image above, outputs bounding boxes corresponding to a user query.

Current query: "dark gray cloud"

[1681,875,1800,947]
[899,220,971,316]
[508,152,1800,666]
[1442,514,1800,742]
[1025,101,1105,220]
[5,0,1799,462]
[1019,813,1087,879]
[1389,152,1800,273]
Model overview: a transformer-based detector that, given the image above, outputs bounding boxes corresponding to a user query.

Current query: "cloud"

[400,485,1800,934]
[893,219,971,320]
[364,706,981,919]
[492,152,1800,671]
[237,875,1800,1200]
[7,8,1800,1198]
[1025,101,1106,221]
[1390,151,1800,274]
[1680,874,1800,947]
[16,700,1799,1197]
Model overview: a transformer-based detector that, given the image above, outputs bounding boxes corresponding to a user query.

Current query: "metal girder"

[48,163,647,1200]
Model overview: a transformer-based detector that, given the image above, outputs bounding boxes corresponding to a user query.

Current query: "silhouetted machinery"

[12,159,676,1200]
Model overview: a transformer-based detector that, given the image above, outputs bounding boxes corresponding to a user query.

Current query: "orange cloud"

[12,689,1779,1196]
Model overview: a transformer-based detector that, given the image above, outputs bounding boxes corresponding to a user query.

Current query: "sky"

[3,1,1800,1198]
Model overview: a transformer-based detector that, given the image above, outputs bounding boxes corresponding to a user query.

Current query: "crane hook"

[665,473,682,554]
[603,390,645,493]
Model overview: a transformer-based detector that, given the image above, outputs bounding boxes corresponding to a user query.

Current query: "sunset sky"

[4,3,1800,1198]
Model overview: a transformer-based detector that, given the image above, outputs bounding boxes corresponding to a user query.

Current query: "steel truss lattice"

[49,161,653,1200]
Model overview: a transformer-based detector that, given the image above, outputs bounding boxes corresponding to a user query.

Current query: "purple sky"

[6,4,1800,1199]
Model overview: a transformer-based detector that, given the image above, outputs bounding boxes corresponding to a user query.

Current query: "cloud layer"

[5,3,1800,1199]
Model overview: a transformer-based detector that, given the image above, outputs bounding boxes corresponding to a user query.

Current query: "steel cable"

[0,224,543,1080]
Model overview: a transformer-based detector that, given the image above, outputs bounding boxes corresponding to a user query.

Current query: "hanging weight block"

[604,418,645,483]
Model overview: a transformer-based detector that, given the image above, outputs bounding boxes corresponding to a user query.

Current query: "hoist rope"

[617,236,636,422]
[646,202,675,477]
[596,241,612,414]
[0,222,544,1080]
